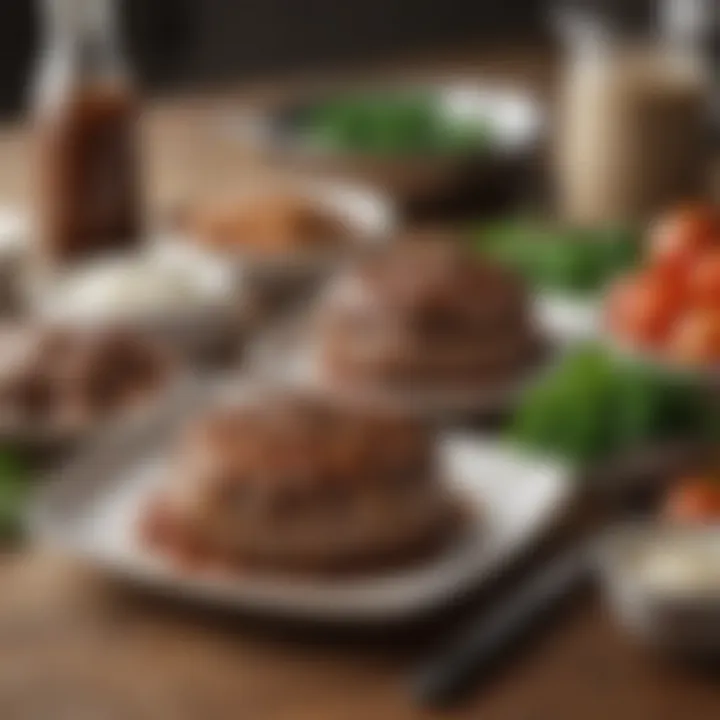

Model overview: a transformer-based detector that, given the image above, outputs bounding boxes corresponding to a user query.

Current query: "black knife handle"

[412,545,594,708]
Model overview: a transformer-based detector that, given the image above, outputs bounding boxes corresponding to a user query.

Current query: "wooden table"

[0,46,719,719]
[1,551,718,720]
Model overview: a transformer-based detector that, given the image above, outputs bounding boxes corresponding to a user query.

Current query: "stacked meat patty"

[316,241,541,388]
[0,326,176,429]
[141,393,460,574]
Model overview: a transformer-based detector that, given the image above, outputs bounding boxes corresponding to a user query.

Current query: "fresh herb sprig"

[473,221,640,296]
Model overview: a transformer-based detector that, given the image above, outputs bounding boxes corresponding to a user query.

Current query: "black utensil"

[411,543,594,707]
[410,435,706,708]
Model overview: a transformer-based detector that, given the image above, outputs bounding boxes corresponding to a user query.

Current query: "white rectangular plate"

[31,423,573,624]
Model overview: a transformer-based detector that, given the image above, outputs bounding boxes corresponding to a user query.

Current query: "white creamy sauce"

[42,246,235,321]
[635,536,720,597]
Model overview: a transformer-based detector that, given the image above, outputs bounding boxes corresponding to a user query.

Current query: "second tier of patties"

[315,241,541,387]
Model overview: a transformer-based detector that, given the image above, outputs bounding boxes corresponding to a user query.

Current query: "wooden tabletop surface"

[0,46,719,719]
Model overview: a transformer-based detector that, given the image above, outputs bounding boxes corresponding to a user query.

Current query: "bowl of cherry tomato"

[606,203,720,371]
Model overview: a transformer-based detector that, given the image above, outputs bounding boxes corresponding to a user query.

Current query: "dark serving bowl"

[233,81,545,223]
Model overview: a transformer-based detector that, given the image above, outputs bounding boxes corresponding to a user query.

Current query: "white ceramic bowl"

[170,175,398,288]
[597,524,720,653]
[28,244,247,364]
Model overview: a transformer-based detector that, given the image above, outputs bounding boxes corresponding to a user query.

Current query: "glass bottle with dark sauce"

[33,0,142,265]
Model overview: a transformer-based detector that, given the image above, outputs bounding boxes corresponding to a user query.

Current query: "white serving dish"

[27,243,248,364]
[597,524,720,653]
[30,390,573,623]
[170,175,397,287]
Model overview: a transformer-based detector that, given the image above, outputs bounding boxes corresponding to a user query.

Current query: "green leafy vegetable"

[509,346,719,464]
[473,221,640,296]
[299,91,493,156]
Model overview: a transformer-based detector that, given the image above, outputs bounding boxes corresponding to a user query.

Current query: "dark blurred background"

[0,0,657,116]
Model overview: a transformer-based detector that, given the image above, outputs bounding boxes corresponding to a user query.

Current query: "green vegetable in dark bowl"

[473,221,640,296]
[509,346,719,464]
[297,91,494,157]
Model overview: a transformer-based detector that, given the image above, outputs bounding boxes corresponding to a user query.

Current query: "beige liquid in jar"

[557,45,708,224]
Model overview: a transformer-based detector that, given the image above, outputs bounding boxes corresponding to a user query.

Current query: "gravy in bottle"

[33,0,142,265]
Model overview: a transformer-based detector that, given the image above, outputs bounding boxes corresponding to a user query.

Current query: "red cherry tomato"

[664,477,720,522]
[649,204,720,271]
[606,273,682,348]
[650,255,691,291]
[689,250,720,308]
[668,307,720,364]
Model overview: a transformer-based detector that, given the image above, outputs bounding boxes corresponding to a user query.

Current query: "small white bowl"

[28,244,247,365]
[168,175,398,290]
[597,524,720,653]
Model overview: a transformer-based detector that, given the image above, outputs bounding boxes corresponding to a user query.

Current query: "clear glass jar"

[554,0,713,224]
[32,0,142,265]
